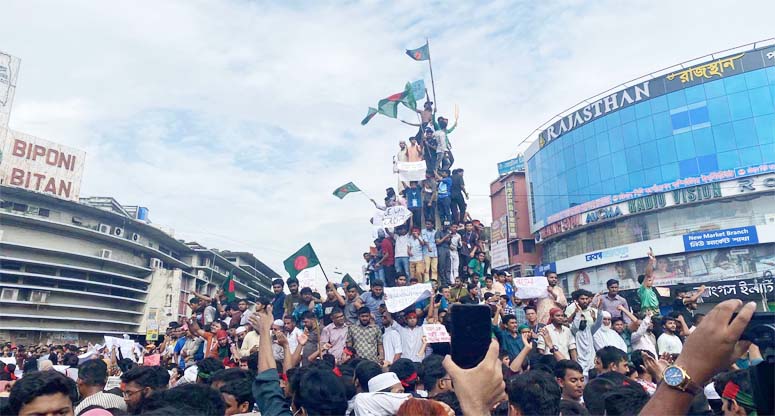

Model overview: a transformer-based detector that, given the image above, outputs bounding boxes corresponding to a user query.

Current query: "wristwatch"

[549,345,559,353]
[662,365,702,395]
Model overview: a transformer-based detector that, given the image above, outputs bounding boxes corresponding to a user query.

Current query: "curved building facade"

[0,185,276,344]
[524,41,775,305]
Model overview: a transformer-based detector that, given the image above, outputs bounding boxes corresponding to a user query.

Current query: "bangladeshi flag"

[222,271,236,303]
[377,82,416,118]
[283,243,320,279]
[361,107,379,125]
[333,182,360,199]
[406,42,430,61]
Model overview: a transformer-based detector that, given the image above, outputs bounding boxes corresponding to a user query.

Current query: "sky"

[1,0,774,278]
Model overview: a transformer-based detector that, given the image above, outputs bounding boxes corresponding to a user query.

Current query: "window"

[522,240,536,253]
[12,203,28,212]
[37,208,50,217]
[0,200,12,209]
[510,240,519,255]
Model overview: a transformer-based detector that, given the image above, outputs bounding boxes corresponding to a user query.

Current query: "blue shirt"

[493,325,525,360]
[272,292,286,320]
[504,283,515,307]
[174,337,187,369]
[415,297,448,313]
[421,229,438,258]
[437,177,452,199]
[405,187,422,208]
[408,237,424,262]
[292,302,323,327]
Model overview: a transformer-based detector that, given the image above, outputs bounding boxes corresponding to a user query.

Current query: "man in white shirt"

[381,312,403,366]
[393,228,411,280]
[657,316,683,355]
[631,312,657,358]
[399,312,425,363]
[536,308,577,361]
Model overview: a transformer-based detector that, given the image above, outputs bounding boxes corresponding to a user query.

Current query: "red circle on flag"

[339,187,347,193]
[414,52,422,59]
[294,256,309,271]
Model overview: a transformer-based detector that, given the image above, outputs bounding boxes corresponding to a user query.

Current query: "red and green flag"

[376,82,416,118]
[333,182,360,199]
[406,42,430,61]
[361,107,379,125]
[222,271,236,303]
[283,243,320,279]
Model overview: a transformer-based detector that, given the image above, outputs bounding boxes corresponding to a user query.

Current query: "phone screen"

[450,304,491,369]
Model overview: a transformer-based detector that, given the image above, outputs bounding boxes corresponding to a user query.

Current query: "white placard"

[491,239,509,269]
[396,160,427,182]
[382,206,413,228]
[512,276,550,299]
[0,51,20,131]
[103,336,137,362]
[384,283,432,312]
[423,324,451,343]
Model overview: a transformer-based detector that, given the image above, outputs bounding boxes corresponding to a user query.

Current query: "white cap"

[235,326,247,335]
[273,319,284,327]
[368,372,401,393]
[704,382,720,400]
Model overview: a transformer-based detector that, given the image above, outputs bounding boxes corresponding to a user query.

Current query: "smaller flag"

[410,80,425,102]
[406,42,430,61]
[333,182,361,199]
[222,271,236,303]
[361,107,379,125]
[284,243,320,279]
[341,274,364,295]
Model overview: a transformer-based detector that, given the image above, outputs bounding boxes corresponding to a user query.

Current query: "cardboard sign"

[423,324,451,343]
[384,283,432,312]
[104,336,137,362]
[512,276,550,299]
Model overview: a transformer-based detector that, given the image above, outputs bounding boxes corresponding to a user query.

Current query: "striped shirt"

[75,391,127,416]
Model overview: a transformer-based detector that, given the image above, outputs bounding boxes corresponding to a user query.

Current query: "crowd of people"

[0,102,770,416]
[0,242,770,415]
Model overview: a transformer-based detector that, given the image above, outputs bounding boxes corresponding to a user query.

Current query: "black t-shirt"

[435,230,452,249]
[451,174,464,196]
[321,300,340,326]
[460,294,478,304]
[671,298,694,327]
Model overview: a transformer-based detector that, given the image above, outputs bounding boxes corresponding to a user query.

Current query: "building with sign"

[489,171,541,276]
[0,185,277,344]
[523,40,775,306]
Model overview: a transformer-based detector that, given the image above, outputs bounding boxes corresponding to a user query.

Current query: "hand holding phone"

[450,304,491,369]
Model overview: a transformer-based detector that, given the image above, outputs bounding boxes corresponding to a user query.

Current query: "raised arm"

[618,305,641,332]
[188,316,206,338]
[645,249,656,278]
[686,285,706,304]
[509,332,533,374]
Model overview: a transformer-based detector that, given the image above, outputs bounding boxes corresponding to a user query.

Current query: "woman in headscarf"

[593,311,627,353]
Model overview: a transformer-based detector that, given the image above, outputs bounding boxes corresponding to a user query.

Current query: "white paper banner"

[423,324,451,343]
[384,283,432,312]
[512,276,550,299]
[396,160,427,182]
[382,206,413,228]
[104,336,137,362]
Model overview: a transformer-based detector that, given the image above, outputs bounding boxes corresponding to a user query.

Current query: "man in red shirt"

[375,232,396,287]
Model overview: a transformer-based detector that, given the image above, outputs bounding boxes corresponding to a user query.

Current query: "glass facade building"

[528,65,775,227]
[522,43,775,305]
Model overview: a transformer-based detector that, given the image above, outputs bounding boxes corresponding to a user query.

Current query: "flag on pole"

[406,43,430,61]
[376,82,416,118]
[361,107,379,125]
[284,243,320,279]
[222,271,236,303]
[333,182,361,199]
[410,80,425,102]
[341,273,364,295]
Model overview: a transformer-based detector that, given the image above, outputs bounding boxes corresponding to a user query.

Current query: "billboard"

[0,130,86,201]
[0,51,20,131]
[490,215,509,269]
[497,155,524,176]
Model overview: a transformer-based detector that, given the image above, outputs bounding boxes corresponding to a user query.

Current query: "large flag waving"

[406,42,430,61]
[222,271,236,303]
[284,243,320,279]
[333,182,361,199]
[377,82,416,118]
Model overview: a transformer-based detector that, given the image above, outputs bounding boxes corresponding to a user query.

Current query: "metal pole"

[426,37,438,111]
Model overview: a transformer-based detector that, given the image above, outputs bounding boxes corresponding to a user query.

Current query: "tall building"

[523,41,775,308]
[489,157,541,276]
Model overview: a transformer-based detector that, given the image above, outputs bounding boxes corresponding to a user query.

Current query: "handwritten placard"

[512,276,549,299]
[423,324,451,343]
[384,283,432,312]
[143,353,160,366]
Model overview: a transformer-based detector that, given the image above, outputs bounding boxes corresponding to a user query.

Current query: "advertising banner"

[491,215,509,269]
[505,182,517,239]
[0,51,20,132]
[0,130,86,201]
[683,226,758,252]
[692,277,775,303]
[497,155,524,176]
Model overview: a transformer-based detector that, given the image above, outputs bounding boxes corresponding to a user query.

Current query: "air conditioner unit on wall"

[98,224,111,234]
[1,288,19,301]
[113,227,124,237]
[100,249,112,259]
[131,232,141,242]
[150,258,163,270]
[30,290,49,303]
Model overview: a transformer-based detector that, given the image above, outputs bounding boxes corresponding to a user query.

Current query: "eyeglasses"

[122,389,143,398]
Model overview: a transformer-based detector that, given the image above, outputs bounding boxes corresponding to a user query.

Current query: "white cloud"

[2,0,773,276]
